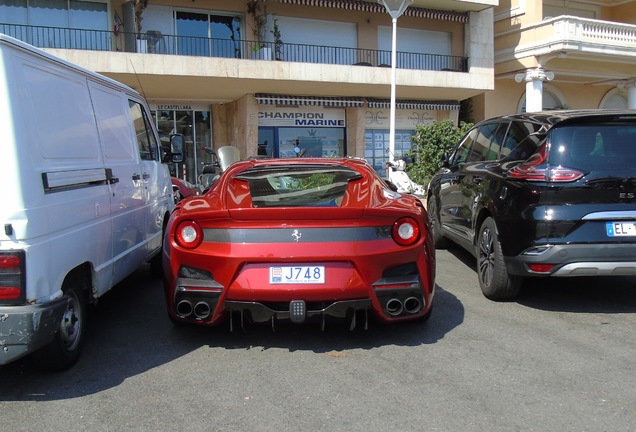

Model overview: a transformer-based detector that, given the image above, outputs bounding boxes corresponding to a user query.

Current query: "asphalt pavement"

[1,248,635,432]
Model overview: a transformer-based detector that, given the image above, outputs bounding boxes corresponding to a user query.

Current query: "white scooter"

[197,146,241,193]
[385,158,426,197]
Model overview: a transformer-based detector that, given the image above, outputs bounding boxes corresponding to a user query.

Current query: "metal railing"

[0,23,469,72]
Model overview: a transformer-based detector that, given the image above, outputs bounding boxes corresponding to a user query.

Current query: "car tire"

[427,197,448,249]
[31,276,87,371]
[476,217,522,300]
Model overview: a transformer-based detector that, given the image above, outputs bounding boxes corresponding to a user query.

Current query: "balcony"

[0,23,468,72]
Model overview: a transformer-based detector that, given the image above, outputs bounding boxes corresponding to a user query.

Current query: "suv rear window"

[548,123,636,170]
[236,165,362,208]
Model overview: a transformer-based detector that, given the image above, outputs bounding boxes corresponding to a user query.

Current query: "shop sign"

[259,106,345,127]
[365,109,437,129]
[150,103,210,112]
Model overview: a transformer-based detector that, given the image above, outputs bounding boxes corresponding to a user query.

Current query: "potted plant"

[247,0,271,60]
[271,18,283,60]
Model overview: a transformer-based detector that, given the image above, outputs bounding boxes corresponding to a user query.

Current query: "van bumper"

[0,297,69,365]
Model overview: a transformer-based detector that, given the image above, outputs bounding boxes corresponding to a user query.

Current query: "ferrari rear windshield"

[236,164,363,208]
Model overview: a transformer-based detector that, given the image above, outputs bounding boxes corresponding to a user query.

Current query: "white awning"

[277,0,469,22]
[256,94,365,107]
[366,98,461,110]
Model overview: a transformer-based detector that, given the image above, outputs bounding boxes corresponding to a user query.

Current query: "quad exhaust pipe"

[385,296,422,317]
[194,301,211,319]
[176,300,193,317]
[176,300,212,319]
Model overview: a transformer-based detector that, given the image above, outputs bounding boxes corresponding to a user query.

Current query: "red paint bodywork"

[162,158,435,327]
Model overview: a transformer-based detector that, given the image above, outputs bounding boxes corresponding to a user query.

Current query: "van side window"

[129,101,159,161]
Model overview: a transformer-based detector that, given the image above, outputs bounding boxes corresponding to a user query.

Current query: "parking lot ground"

[1,249,635,432]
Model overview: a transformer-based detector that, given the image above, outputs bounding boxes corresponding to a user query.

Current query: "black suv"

[427,110,636,300]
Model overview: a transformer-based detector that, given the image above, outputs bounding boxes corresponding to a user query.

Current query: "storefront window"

[258,105,347,158]
[364,129,415,176]
[278,127,345,158]
[152,107,212,185]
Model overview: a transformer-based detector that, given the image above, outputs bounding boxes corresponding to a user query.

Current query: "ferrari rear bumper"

[225,299,372,331]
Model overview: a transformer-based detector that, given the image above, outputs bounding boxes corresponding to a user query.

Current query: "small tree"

[134,0,149,36]
[406,119,473,187]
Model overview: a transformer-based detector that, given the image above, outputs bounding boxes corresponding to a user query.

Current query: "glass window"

[450,128,478,166]
[364,129,416,176]
[176,11,240,57]
[258,128,275,157]
[69,0,108,49]
[549,123,636,170]
[153,108,212,182]
[2,0,108,48]
[29,0,67,27]
[468,123,499,163]
[278,128,345,158]
[501,121,544,159]
[129,101,157,161]
[237,165,362,208]
[0,0,27,24]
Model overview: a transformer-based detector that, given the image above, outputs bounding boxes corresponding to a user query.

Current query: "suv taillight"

[508,143,583,182]
[0,251,26,304]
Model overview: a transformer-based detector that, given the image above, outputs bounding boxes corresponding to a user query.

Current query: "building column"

[616,79,636,109]
[515,68,554,113]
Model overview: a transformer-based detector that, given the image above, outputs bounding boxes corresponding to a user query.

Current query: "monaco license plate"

[606,221,636,237]
[269,266,325,284]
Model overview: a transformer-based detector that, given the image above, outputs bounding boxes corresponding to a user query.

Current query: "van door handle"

[132,174,141,180]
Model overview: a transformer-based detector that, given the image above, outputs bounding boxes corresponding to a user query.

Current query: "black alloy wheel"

[476,217,522,300]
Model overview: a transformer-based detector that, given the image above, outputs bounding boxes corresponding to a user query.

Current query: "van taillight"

[508,143,583,182]
[0,252,26,303]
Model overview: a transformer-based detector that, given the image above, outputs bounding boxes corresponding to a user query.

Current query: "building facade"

[482,0,636,118]
[0,0,496,184]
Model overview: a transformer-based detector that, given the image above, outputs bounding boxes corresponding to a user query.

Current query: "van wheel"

[476,217,522,300]
[31,277,87,371]
[427,197,448,249]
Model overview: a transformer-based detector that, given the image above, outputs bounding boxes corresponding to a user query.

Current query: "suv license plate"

[269,266,325,284]
[606,221,636,237]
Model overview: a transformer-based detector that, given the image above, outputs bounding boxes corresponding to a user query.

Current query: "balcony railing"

[0,23,469,72]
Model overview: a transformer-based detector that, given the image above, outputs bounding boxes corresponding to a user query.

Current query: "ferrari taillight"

[175,220,203,249]
[392,217,420,246]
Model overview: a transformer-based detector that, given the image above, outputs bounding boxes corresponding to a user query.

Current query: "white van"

[0,34,182,370]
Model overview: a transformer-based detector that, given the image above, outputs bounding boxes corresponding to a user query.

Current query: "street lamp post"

[378,0,412,171]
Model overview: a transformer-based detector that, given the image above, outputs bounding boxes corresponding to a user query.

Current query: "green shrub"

[406,119,473,187]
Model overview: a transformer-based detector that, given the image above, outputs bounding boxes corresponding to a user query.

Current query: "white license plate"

[269,266,325,284]
[606,221,636,237]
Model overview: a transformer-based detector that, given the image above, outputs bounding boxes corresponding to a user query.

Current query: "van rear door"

[88,82,146,289]
[128,99,167,258]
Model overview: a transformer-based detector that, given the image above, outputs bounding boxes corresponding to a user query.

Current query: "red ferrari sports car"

[162,157,435,330]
